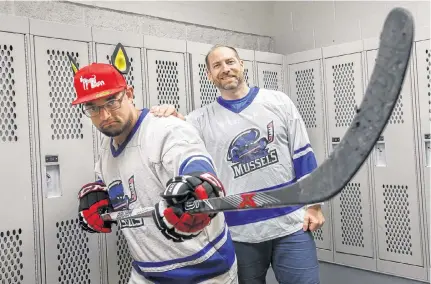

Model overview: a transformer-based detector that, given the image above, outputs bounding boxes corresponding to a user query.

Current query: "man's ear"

[125,86,134,101]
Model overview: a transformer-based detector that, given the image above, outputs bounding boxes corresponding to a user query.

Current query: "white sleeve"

[160,118,217,177]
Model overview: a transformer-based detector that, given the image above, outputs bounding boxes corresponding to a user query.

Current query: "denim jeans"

[233,229,320,284]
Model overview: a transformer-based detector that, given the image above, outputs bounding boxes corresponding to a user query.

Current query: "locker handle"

[425,135,430,168]
[44,155,62,198]
[374,142,386,167]
[331,137,340,154]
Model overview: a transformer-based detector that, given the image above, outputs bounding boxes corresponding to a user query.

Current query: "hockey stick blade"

[181,7,414,214]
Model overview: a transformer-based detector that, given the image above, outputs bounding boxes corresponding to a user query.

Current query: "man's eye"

[106,100,116,107]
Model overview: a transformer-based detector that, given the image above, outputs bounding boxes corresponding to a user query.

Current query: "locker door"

[415,39,431,268]
[257,62,283,91]
[415,40,430,220]
[367,49,424,268]
[255,50,284,91]
[33,36,101,284]
[243,60,255,87]
[146,50,188,115]
[288,60,332,251]
[190,51,220,109]
[0,31,37,284]
[324,53,375,258]
[95,43,144,109]
[107,229,133,284]
[96,44,136,284]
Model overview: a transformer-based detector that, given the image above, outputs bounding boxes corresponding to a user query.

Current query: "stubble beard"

[99,114,133,138]
[215,75,245,91]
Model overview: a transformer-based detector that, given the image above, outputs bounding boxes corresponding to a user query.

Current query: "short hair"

[205,44,241,69]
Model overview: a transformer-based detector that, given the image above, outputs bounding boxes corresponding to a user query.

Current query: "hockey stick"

[102,206,155,222]
[102,7,414,222]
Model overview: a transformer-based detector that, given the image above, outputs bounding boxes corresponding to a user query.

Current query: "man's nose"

[220,63,230,73]
[98,107,111,120]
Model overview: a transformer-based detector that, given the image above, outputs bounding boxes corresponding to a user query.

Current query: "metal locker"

[241,54,256,88]
[0,15,37,284]
[93,29,145,110]
[413,38,431,280]
[144,36,190,115]
[187,41,255,110]
[366,47,426,280]
[323,47,375,268]
[287,51,333,260]
[188,41,220,109]
[30,20,102,284]
[92,28,145,284]
[415,39,430,227]
[255,51,284,92]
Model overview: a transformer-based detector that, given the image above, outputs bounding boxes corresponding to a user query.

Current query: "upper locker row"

[0,16,285,284]
[285,32,430,282]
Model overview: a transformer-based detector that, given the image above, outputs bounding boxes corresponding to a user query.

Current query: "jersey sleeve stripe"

[293,143,312,155]
[292,151,317,180]
[179,155,216,176]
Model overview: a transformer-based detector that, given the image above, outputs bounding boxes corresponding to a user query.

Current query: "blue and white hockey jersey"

[95,109,237,284]
[186,87,318,243]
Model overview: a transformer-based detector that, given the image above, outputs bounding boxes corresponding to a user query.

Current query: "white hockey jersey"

[95,109,237,284]
[186,87,318,243]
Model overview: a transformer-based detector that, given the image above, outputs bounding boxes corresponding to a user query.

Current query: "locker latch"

[374,136,386,167]
[331,137,340,154]
[44,155,62,198]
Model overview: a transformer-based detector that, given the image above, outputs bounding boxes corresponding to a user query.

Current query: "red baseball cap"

[72,63,127,105]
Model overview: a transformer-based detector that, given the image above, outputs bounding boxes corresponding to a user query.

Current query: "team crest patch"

[108,175,137,210]
[227,121,279,178]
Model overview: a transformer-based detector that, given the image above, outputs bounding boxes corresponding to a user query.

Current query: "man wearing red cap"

[69,46,238,284]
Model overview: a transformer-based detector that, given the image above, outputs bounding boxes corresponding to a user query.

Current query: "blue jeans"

[233,229,320,284]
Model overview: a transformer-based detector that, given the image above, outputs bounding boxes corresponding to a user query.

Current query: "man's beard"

[99,116,133,137]
[215,74,244,90]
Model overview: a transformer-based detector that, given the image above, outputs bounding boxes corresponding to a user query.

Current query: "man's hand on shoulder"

[150,104,185,121]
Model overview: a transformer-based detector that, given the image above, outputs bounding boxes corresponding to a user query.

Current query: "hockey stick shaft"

[102,7,414,222]
[102,206,155,222]
[181,7,414,214]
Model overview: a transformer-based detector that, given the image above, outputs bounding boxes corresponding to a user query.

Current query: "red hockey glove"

[78,181,115,233]
[153,172,225,242]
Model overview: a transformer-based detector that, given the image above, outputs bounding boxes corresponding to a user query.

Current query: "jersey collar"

[216,86,259,113]
[110,108,149,157]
